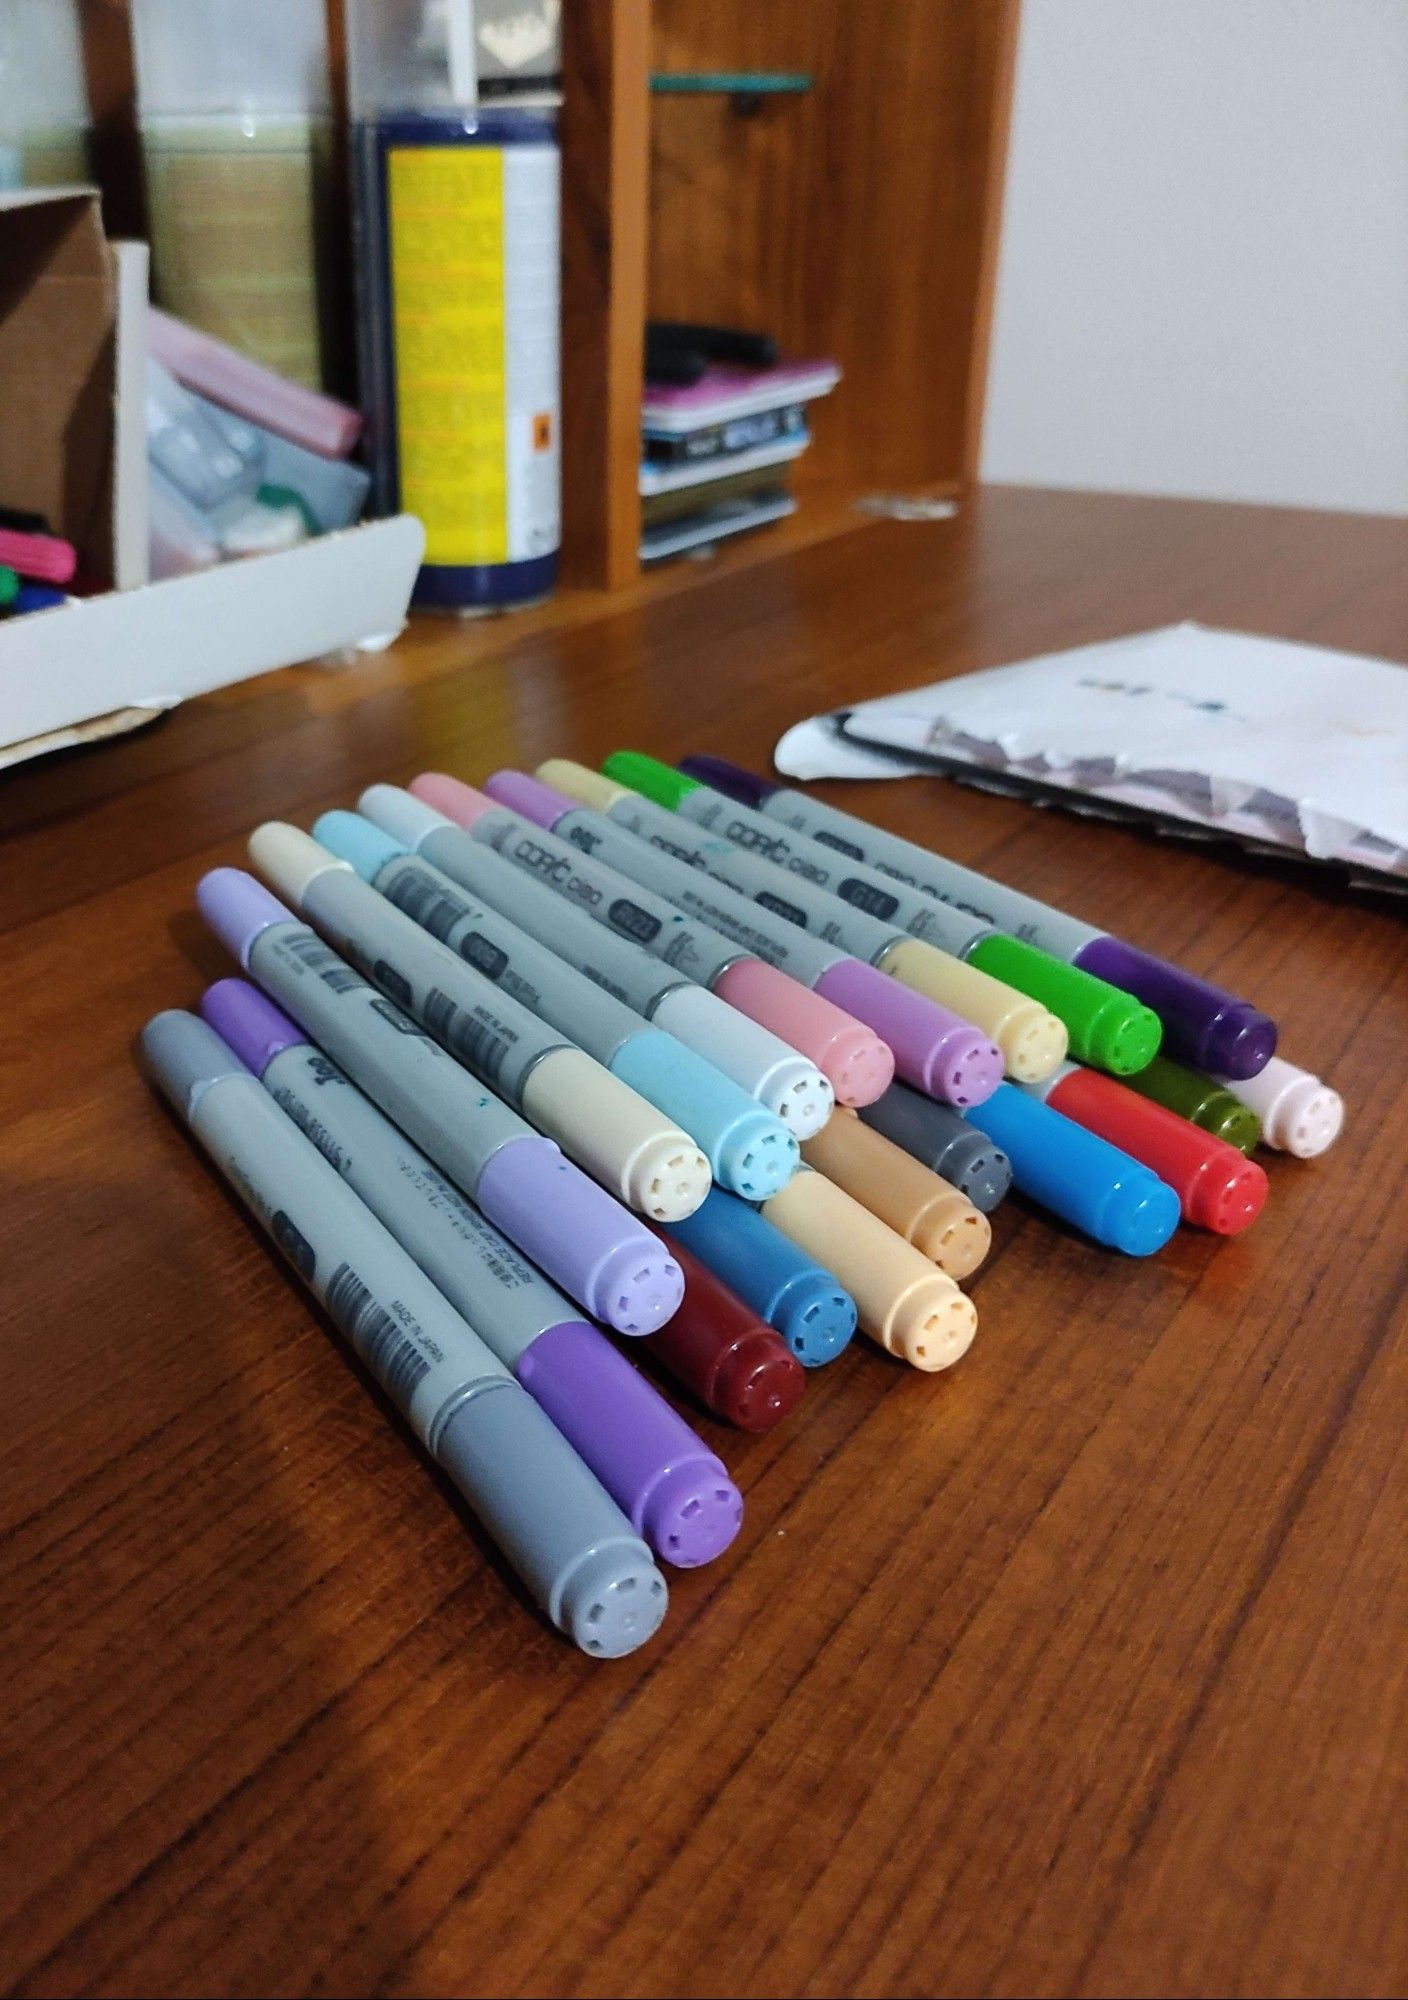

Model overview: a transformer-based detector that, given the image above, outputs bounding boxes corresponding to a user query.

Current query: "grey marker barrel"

[139,1011,669,1658]
[663,785,993,959]
[547,805,849,988]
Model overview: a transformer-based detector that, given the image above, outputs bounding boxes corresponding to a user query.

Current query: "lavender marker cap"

[201,978,307,1076]
[516,1323,743,1567]
[197,866,295,968]
[813,958,1004,1108]
[482,768,576,829]
[1073,937,1277,1081]
[678,755,778,809]
[475,1140,686,1337]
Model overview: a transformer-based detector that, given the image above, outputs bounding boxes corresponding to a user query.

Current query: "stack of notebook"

[640,358,840,563]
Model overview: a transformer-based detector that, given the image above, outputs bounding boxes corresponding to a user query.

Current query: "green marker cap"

[0,565,18,607]
[967,932,1162,1076]
[1120,1054,1262,1153]
[602,749,701,811]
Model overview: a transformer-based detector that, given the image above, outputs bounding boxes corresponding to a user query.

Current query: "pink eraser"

[148,307,362,459]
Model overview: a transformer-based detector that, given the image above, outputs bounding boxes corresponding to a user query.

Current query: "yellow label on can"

[388,145,506,567]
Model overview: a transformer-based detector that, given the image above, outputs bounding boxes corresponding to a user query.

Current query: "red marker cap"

[1044,1063,1268,1235]
[642,1234,805,1431]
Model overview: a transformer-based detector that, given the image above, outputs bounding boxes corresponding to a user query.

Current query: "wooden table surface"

[3,488,1406,1999]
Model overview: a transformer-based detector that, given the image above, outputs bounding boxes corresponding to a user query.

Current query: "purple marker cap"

[200,977,307,1077]
[1073,937,1277,1081]
[813,958,1004,1108]
[475,1140,686,1337]
[516,1323,743,1567]
[197,866,296,968]
[678,755,779,808]
[482,768,576,830]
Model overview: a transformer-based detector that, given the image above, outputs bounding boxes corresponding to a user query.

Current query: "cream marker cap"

[536,759,630,816]
[248,821,356,906]
[760,1168,977,1372]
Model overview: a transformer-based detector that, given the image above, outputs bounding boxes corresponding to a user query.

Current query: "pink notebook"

[642,360,841,434]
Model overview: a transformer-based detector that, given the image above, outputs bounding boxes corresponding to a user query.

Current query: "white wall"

[981,0,1408,516]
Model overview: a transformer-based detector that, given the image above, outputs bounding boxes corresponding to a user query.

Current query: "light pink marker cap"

[410,771,500,829]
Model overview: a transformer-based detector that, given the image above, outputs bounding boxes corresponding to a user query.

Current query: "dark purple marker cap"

[517,1322,743,1567]
[201,978,307,1077]
[678,755,779,809]
[197,866,296,968]
[1073,937,1277,1081]
[482,768,575,830]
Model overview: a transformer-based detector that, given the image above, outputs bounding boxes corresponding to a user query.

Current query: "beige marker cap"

[880,936,1068,1082]
[801,1110,991,1281]
[521,1049,711,1223]
[761,1168,977,1372]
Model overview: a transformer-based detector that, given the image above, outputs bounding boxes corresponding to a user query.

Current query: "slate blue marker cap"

[963,1081,1182,1256]
[662,1185,856,1367]
[314,807,801,1202]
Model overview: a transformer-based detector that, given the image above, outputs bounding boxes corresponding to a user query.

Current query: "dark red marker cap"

[1045,1064,1268,1235]
[642,1234,805,1431]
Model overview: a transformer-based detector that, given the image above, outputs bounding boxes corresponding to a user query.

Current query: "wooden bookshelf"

[73,0,1020,595]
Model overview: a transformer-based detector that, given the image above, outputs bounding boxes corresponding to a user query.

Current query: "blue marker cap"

[663,1186,856,1367]
[964,1082,1181,1256]
[314,808,407,882]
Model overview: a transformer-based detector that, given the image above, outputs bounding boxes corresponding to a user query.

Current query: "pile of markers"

[141,750,1345,1661]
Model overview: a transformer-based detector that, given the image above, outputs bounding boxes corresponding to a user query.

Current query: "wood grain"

[649,0,1020,500]
[2,487,1406,1998]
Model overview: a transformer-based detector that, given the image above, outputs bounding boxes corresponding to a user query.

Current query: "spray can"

[0,0,90,191]
[132,0,341,392]
[348,0,561,611]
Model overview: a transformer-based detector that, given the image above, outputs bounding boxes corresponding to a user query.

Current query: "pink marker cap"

[714,958,894,1107]
[814,959,1003,1108]
[410,771,500,830]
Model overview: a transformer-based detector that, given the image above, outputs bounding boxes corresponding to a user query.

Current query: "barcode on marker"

[385,870,468,944]
[325,1263,431,1404]
[423,987,512,1081]
[285,932,365,995]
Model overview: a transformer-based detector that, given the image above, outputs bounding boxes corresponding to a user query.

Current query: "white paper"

[776,623,1408,881]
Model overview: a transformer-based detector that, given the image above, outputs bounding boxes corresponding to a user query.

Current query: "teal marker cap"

[602,749,699,811]
[314,808,407,881]
[611,1030,799,1201]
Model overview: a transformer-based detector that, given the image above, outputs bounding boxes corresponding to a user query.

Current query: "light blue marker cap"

[314,808,408,881]
[316,808,801,1203]
[964,1082,1181,1256]
[663,1186,856,1367]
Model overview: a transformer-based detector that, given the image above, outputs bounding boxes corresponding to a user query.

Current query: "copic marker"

[642,1231,806,1431]
[358,784,834,1139]
[410,771,894,1109]
[663,1187,857,1368]
[858,1084,1014,1215]
[140,1009,668,1658]
[11,582,68,614]
[679,756,1276,1081]
[759,1167,978,1371]
[964,1081,1181,1256]
[1211,1054,1344,1159]
[801,1112,992,1280]
[196,868,683,1335]
[247,822,711,1224]
[0,524,77,585]
[1023,1061,1267,1235]
[1119,1054,1262,1154]
[202,978,744,1565]
[314,810,798,1201]
[0,567,16,608]
[487,766,999,1109]
[576,752,1072,1088]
